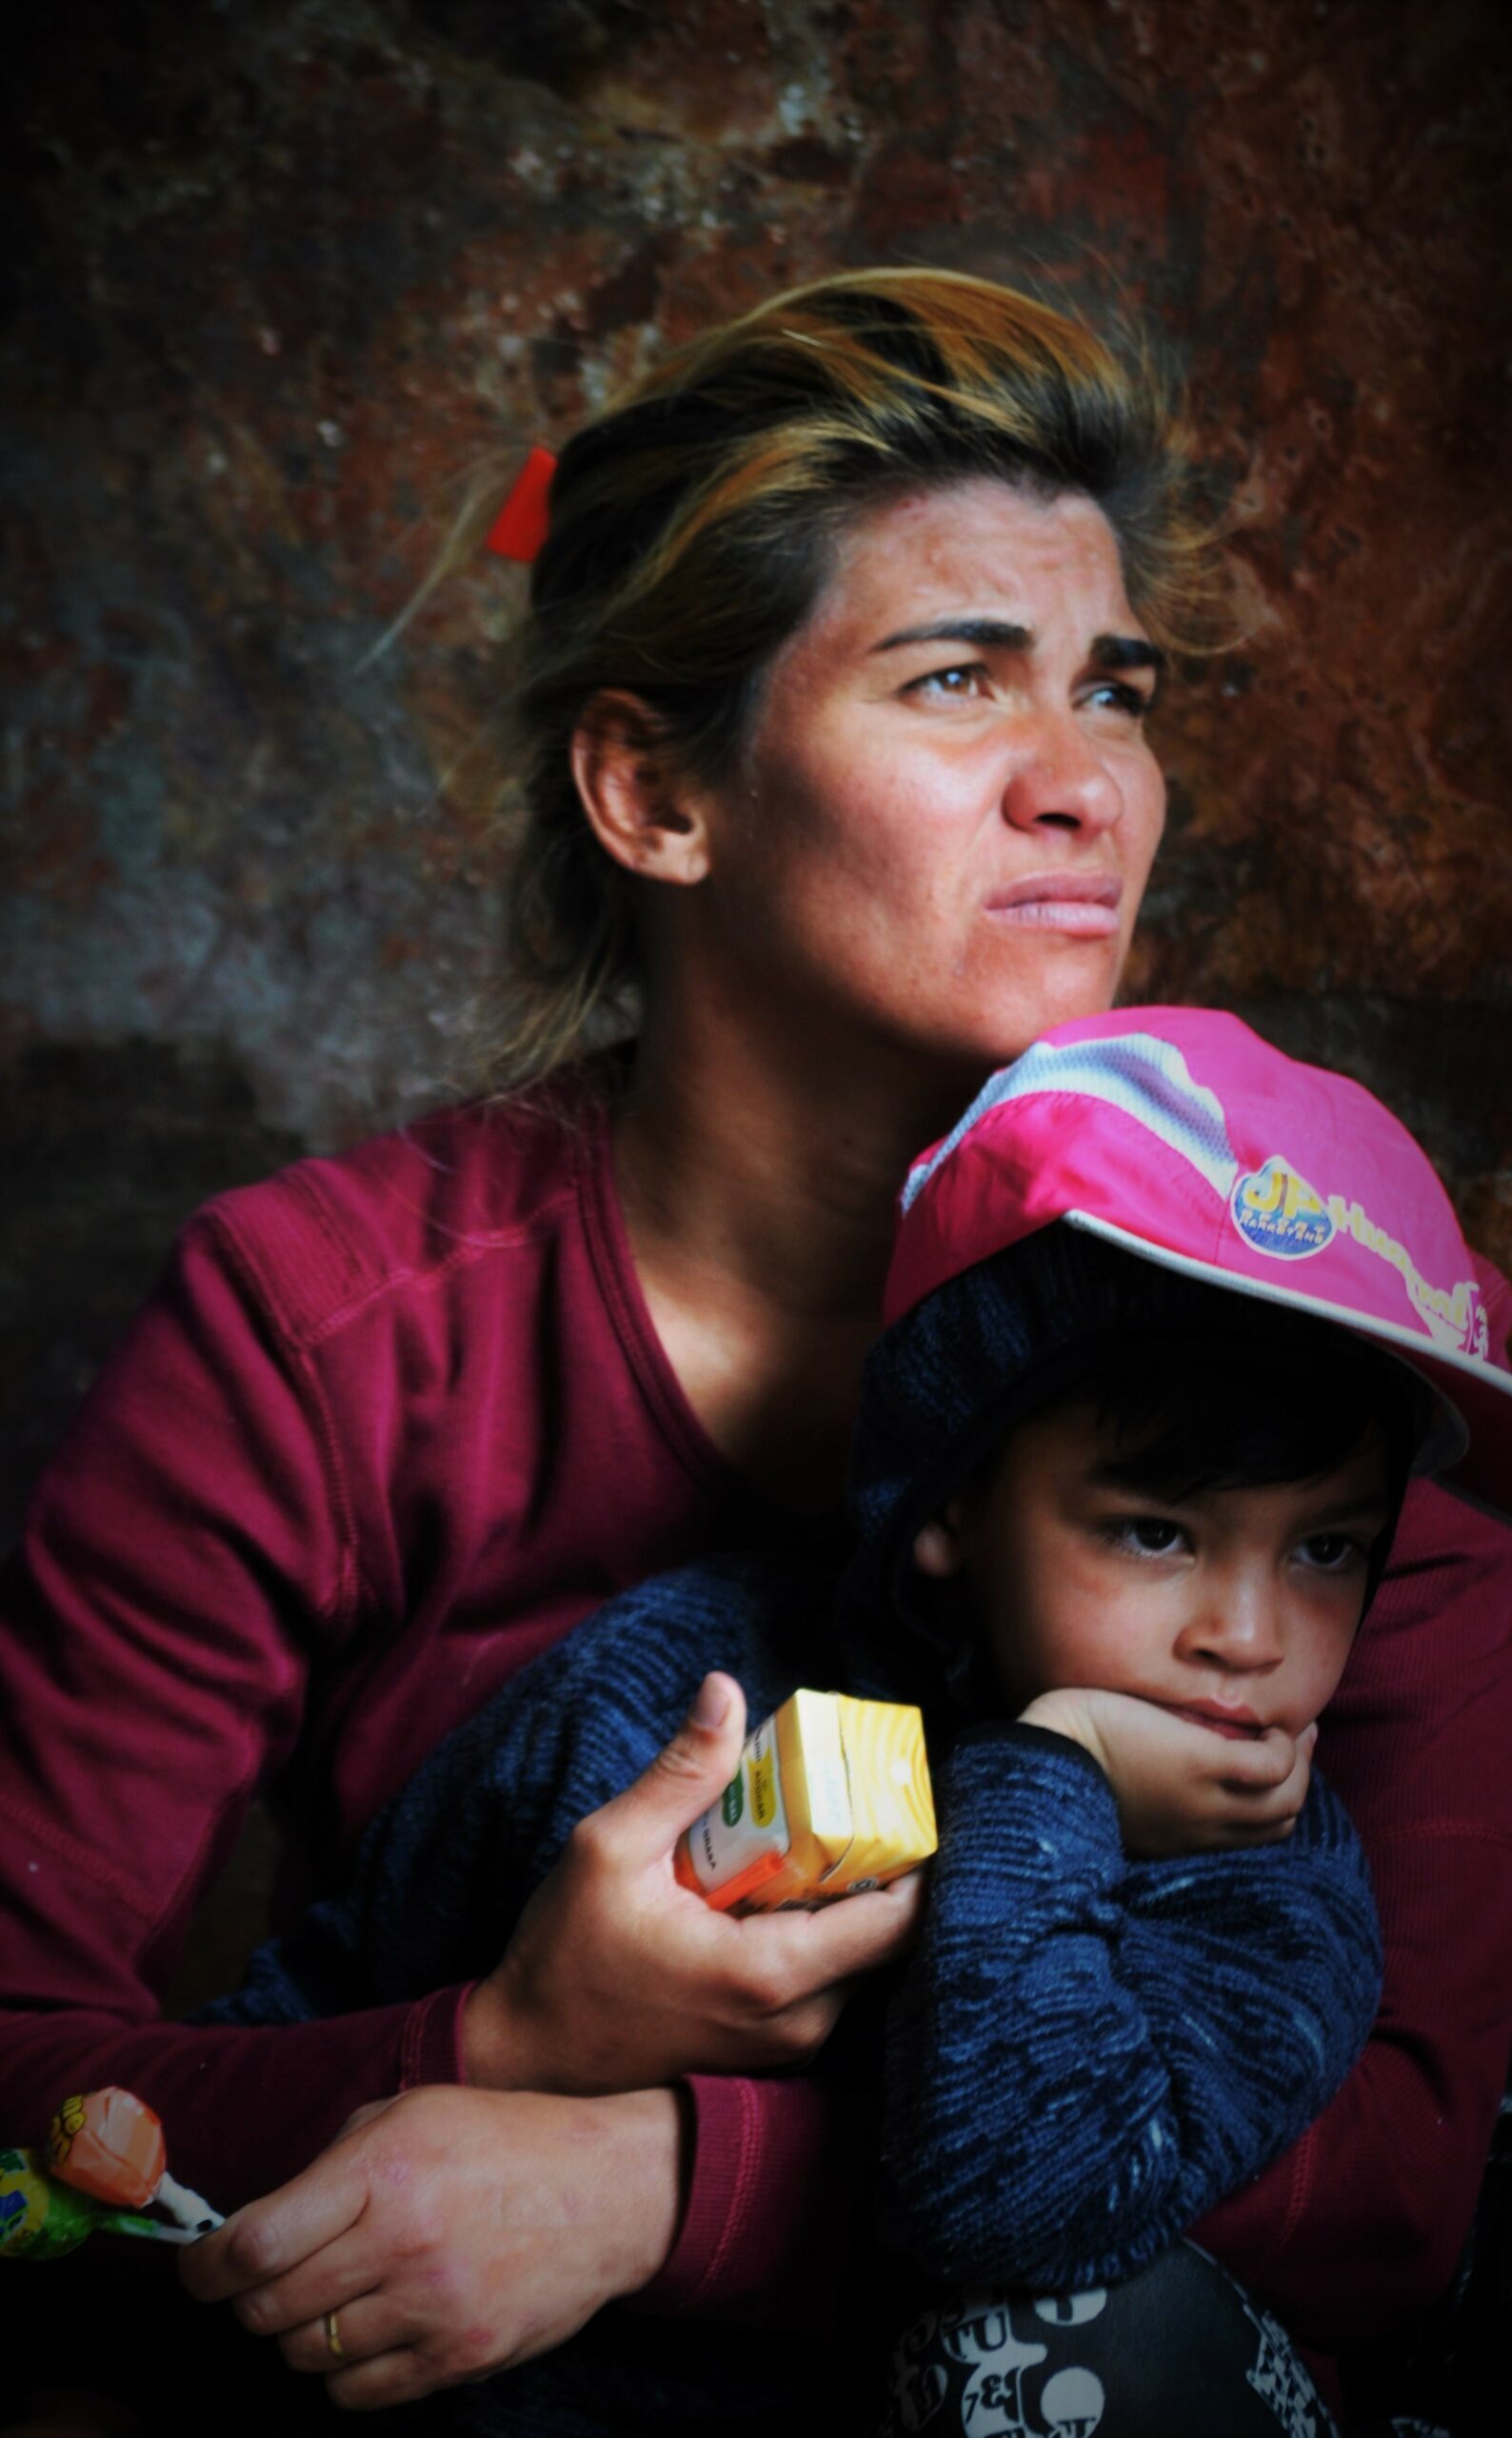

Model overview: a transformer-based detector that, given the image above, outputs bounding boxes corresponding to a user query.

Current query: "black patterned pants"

[881,2241,1342,2437]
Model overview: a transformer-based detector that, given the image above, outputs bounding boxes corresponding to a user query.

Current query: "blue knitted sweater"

[203,1549,1382,2367]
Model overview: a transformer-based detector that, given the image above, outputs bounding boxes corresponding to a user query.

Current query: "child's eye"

[1296,1532,1367,1572]
[1106,1516,1186,1557]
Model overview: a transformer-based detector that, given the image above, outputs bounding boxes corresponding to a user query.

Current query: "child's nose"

[1177,1574,1286,1671]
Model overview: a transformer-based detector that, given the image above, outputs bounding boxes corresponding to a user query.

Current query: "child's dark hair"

[846,1224,1439,1632]
[1064,1315,1430,1509]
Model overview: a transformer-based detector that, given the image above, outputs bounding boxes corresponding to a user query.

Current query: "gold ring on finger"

[325,2307,346,2362]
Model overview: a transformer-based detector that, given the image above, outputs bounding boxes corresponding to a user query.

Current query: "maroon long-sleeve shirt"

[2,1083,1510,2343]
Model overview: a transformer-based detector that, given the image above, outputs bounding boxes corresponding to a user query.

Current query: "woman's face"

[695,477,1167,1075]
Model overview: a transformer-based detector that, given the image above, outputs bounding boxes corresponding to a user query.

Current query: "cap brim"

[1063,1210,1512,1526]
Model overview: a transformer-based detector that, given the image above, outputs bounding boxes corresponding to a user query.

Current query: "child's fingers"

[1209,1726,1303,1794]
[1214,1739,1313,1833]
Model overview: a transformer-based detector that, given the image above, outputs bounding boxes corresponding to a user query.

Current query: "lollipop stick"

[155,2169,223,2233]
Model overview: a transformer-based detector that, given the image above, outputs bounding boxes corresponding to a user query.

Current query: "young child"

[193,1008,1512,2436]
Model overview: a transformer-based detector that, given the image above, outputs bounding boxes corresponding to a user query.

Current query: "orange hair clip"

[486,446,556,562]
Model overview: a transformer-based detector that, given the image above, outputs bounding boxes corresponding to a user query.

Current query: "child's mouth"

[1164,1703,1266,1741]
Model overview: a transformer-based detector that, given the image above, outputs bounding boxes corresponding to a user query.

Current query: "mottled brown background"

[4,0,1511,1562]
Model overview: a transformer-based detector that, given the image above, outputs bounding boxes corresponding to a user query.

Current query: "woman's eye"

[904,662,991,702]
[1084,679,1152,720]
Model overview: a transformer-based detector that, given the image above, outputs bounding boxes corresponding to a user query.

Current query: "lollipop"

[45,2088,220,2238]
[0,2145,164,2261]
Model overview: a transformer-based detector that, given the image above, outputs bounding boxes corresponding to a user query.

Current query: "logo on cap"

[1230,1159,1336,1260]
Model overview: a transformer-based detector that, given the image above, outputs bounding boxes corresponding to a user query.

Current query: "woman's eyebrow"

[871,616,1029,652]
[869,615,1165,676]
[1090,633,1166,676]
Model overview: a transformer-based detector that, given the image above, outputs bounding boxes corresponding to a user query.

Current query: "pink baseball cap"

[887,1007,1512,1520]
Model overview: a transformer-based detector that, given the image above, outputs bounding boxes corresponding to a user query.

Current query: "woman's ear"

[569,691,711,887]
[912,1497,968,1580]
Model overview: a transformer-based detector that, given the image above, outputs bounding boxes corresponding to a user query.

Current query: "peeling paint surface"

[4,0,1511,1541]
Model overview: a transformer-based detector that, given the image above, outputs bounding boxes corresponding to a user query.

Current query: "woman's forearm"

[0,1993,467,2211]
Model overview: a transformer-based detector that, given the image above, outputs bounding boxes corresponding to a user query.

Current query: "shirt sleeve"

[875,1723,1383,2296]
[0,1209,466,2209]
[633,2073,865,2325]
[191,1614,615,2027]
[1193,1475,1512,2348]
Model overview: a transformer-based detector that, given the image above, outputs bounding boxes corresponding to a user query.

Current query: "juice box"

[674,1689,936,1913]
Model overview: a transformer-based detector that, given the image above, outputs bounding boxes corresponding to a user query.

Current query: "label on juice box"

[679,1709,793,1900]
[674,1690,936,1913]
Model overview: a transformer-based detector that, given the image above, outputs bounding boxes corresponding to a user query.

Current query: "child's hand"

[1019,1687,1318,1857]
[461,1672,926,2093]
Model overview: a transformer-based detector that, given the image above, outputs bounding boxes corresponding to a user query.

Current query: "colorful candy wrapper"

[0,2088,222,2259]
[0,2148,166,2260]
[46,2088,220,2236]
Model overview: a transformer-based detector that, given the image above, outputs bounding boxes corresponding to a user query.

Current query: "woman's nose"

[998,710,1123,835]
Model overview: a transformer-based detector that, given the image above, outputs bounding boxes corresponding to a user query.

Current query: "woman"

[4,271,1509,2426]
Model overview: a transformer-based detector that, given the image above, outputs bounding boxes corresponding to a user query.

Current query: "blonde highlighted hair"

[481,268,1224,1090]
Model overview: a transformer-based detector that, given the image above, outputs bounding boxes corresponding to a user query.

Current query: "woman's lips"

[984,874,1123,937]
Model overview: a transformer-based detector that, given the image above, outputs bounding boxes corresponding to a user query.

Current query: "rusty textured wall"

[4,0,1511,1542]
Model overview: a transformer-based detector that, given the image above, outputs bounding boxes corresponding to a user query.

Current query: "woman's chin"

[964,969,1123,1069]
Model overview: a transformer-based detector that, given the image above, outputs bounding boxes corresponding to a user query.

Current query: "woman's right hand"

[181,2083,684,2408]
[462,1671,925,2092]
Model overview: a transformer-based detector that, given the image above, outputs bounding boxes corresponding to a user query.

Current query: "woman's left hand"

[178,2083,682,2408]
[465,1670,926,2093]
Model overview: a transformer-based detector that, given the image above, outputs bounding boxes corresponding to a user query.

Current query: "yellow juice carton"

[674,1689,936,1913]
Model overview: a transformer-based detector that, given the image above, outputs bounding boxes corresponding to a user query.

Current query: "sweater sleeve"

[877,1724,1383,2296]
[1193,1475,1512,2347]
[0,1211,465,2210]
[191,1578,713,2028]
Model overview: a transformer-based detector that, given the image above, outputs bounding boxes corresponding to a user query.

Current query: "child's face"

[913,1402,1393,1739]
